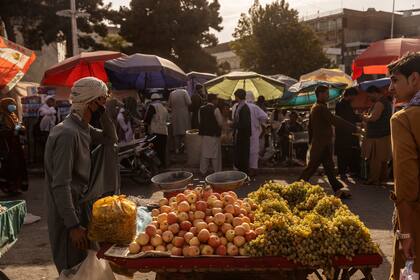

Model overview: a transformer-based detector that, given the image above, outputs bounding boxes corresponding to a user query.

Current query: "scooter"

[118,135,160,184]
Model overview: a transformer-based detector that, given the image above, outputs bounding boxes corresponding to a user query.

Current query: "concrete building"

[304,8,420,74]
[205,42,242,72]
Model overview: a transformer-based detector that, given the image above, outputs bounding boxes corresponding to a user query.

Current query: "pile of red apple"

[128,186,263,257]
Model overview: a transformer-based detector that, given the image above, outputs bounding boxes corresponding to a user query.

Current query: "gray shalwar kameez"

[44,112,117,273]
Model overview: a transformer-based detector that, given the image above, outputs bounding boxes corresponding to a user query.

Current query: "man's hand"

[400,237,416,260]
[69,226,89,251]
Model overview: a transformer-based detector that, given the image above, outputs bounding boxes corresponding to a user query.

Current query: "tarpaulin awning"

[352,38,420,80]
[0,36,36,94]
[41,51,125,87]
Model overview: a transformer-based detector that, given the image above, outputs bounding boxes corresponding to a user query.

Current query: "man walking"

[299,85,354,198]
[44,77,118,274]
[232,89,251,174]
[168,88,191,153]
[388,52,420,279]
[335,87,361,180]
[198,93,223,175]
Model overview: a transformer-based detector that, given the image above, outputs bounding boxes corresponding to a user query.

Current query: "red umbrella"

[41,51,125,87]
[352,38,420,80]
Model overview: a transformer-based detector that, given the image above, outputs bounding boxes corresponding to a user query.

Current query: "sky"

[105,0,418,43]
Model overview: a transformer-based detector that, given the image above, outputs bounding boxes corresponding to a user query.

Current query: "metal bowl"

[151,171,193,191]
[205,171,249,191]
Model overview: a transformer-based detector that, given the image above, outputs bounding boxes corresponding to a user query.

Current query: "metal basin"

[205,171,248,191]
[151,171,193,191]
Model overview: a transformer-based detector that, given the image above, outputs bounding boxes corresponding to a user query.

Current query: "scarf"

[407,91,420,107]
[0,98,19,129]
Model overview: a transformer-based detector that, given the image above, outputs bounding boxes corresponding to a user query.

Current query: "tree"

[0,0,112,54]
[232,0,330,79]
[117,0,223,72]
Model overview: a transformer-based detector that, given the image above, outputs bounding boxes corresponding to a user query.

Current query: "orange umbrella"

[0,36,36,94]
[352,38,420,80]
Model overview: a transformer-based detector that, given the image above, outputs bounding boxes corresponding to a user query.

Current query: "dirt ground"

[0,172,394,280]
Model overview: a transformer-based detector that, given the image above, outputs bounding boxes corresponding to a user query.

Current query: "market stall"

[91,176,383,280]
[0,200,27,280]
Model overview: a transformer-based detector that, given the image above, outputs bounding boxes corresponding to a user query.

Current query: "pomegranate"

[239,247,247,256]
[177,212,189,222]
[189,236,200,246]
[184,232,194,243]
[213,200,224,209]
[196,221,208,232]
[245,230,257,242]
[187,245,200,257]
[220,237,228,246]
[232,217,243,227]
[212,208,223,216]
[160,205,171,213]
[169,197,177,204]
[142,245,154,252]
[208,222,218,233]
[205,216,214,224]
[242,223,251,232]
[225,213,234,224]
[187,193,197,204]
[178,230,187,237]
[155,245,166,252]
[221,223,233,234]
[151,209,160,217]
[189,227,198,235]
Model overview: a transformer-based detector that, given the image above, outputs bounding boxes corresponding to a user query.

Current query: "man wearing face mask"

[44,77,118,274]
[0,98,28,195]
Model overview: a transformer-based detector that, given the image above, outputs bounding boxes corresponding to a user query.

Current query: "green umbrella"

[204,71,285,100]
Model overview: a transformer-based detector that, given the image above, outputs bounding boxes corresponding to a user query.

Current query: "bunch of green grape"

[246,181,378,278]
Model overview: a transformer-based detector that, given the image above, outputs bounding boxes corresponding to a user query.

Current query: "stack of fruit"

[129,187,262,256]
[245,181,379,277]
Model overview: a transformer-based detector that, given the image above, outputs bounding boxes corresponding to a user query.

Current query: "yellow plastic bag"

[88,195,137,244]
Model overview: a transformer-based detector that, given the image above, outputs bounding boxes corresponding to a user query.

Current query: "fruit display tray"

[98,243,383,279]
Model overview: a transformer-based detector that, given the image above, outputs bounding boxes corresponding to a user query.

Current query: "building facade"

[205,42,242,72]
[304,8,420,74]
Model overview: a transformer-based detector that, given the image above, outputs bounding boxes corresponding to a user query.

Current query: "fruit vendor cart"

[0,200,27,280]
[97,244,383,280]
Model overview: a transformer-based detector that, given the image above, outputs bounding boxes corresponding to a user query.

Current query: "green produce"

[246,181,378,278]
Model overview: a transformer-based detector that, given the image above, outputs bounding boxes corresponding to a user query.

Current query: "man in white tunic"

[246,91,268,174]
[198,94,223,175]
[168,88,191,153]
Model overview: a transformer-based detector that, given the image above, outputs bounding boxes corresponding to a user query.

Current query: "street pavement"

[0,172,394,280]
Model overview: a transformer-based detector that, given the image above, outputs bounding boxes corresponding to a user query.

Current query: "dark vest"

[367,98,392,139]
[199,104,221,137]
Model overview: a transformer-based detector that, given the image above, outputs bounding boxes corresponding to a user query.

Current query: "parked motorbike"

[118,135,160,184]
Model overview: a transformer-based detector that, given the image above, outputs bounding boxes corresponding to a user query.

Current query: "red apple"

[167,212,178,224]
[196,201,207,212]
[180,220,192,231]
[208,235,221,248]
[245,230,257,242]
[172,236,185,247]
[197,229,210,243]
[171,246,183,256]
[145,224,157,237]
[216,245,227,256]
[168,223,180,234]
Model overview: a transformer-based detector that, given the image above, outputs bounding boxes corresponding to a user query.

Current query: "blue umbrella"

[105,53,187,90]
[358,77,391,91]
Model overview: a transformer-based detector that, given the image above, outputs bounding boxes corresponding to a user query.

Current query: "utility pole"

[56,0,89,56]
[391,0,396,38]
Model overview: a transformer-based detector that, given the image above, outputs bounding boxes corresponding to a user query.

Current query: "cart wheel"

[0,271,11,280]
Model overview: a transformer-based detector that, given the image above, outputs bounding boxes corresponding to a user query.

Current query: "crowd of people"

[0,52,419,278]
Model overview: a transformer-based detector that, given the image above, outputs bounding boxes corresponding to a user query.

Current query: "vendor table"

[0,200,27,280]
[98,244,383,280]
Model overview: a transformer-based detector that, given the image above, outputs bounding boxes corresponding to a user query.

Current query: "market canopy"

[41,51,124,87]
[270,74,298,89]
[187,71,217,95]
[204,71,285,101]
[352,38,420,80]
[358,77,391,92]
[105,53,187,90]
[0,36,36,94]
[300,68,354,87]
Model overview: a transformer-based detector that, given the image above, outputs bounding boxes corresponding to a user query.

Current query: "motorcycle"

[118,135,160,184]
